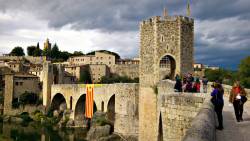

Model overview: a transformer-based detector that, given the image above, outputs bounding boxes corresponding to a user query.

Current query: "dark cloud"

[0,0,249,69]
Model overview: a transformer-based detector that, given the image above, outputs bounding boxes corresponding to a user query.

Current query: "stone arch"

[70,96,73,110]
[51,93,67,111]
[107,94,115,124]
[158,112,163,141]
[74,94,97,121]
[101,101,104,112]
[158,54,176,80]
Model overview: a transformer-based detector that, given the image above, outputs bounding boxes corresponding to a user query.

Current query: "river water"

[0,123,88,141]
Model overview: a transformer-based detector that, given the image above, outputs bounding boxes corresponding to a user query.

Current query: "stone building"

[12,73,41,98]
[68,51,116,67]
[193,63,205,78]
[64,65,85,81]
[89,64,110,83]
[3,73,42,115]
[29,64,43,81]
[6,61,29,73]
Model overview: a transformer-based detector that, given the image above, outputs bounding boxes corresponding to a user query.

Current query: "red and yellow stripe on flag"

[85,84,94,118]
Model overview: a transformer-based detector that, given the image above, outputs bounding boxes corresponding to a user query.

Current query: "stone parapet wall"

[158,94,206,141]
[182,98,216,141]
[110,64,139,79]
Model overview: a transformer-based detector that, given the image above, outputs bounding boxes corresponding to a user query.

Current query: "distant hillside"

[86,50,120,59]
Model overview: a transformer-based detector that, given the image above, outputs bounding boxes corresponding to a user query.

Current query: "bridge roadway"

[216,99,250,141]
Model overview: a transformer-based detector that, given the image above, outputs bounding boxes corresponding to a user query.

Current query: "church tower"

[44,38,51,51]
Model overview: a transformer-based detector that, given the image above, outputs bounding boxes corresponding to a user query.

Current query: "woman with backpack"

[211,82,224,130]
[229,81,247,122]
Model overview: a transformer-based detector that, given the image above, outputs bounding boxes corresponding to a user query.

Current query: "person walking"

[211,82,224,130]
[193,78,201,93]
[202,76,208,93]
[174,74,182,92]
[229,81,247,122]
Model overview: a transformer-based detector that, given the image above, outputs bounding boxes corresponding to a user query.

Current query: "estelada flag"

[85,84,94,118]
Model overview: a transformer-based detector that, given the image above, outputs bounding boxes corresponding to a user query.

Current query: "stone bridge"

[50,83,139,136]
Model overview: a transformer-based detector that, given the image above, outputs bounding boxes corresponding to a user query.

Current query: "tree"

[79,67,92,83]
[72,51,84,56]
[10,46,25,56]
[58,51,72,61]
[51,43,60,59]
[43,48,51,58]
[33,42,42,56]
[204,68,237,85]
[238,56,250,88]
[27,46,37,56]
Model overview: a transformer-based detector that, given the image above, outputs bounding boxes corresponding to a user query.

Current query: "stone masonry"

[139,15,194,141]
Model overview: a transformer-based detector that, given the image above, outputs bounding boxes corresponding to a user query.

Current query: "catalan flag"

[85,84,94,118]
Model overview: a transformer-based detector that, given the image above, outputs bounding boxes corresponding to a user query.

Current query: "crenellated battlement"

[140,15,194,27]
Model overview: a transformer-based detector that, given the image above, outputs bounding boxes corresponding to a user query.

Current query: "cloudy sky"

[0,0,249,69]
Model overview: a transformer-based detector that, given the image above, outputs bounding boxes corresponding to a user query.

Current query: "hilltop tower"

[139,15,194,140]
[44,38,51,51]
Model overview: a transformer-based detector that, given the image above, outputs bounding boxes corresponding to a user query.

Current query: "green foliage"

[19,92,39,106]
[10,46,25,56]
[100,75,139,84]
[79,67,92,83]
[86,50,120,59]
[19,112,33,123]
[51,44,60,59]
[33,46,42,56]
[205,69,237,85]
[46,107,54,117]
[58,51,71,61]
[12,98,20,109]
[71,51,84,56]
[96,116,110,126]
[239,56,250,88]
[27,46,37,56]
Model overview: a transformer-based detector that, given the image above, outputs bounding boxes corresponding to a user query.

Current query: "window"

[15,82,18,86]
[20,82,23,86]
[100,57,103,60]
[109,62,111,64]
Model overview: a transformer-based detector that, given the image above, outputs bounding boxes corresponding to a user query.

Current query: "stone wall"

[158,94,205,141]
[8,105,45,116]
[110,64,139,79]
[182,98,216,141]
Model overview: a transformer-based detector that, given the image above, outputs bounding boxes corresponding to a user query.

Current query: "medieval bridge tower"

[139,15,194,140]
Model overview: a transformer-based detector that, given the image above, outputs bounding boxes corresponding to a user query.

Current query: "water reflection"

[0,123,88,141]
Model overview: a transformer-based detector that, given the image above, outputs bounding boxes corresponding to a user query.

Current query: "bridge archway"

[74,94,97,121]
[107,94,115,124]
[51,93,67,112]
[159,54,176,80]
[158,113,163,141]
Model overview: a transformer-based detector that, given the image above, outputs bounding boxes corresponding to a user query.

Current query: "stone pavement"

[216,99,250,141]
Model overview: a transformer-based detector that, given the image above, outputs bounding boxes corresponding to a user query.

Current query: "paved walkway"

[216,99,250,141]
